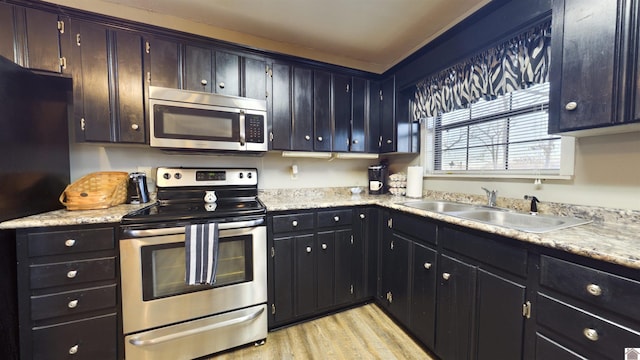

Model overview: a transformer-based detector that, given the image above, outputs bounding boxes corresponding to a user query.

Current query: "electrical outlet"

[137,166,154,180]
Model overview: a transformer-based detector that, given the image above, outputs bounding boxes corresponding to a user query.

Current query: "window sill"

[424,172,572,181]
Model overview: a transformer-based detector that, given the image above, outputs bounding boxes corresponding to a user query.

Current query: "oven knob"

[247,172,252,179]
[163,173,171,180]
[174,173,182,180]
[239,173,244,179]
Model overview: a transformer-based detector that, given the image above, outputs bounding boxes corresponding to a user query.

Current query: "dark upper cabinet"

[62,19,145,143]
[244,57,267,100]
[146,36,180,89]
[215,50,240,96]
[351,77,366,152]
[292,66,314,151]
[184,44,212,92]
[270,62,292,150]
[333,73,351,152]
[0,3,15,62]
[23,8,61,73]
[395,89,419,153]
[379,76,396,152]
[368,81,381,153]
[549,0,637,134]
[314,70,333,152]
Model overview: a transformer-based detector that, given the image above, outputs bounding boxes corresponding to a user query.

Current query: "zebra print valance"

[413,20,552,120]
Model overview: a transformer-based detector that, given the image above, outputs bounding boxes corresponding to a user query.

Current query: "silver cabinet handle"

[334,216,340,222]
[69,345,79,355]
[317,136,323,142]
[586,284,602,296]
[583,328,599,341]
[322,243,328,250]
[305,135,311,141]
[201,79,208,86]
[67,270,78,279]
[424,262,432,270]
[360,213,365,219]
[386,139,392,144]
[292,220,298,227]
[306,246,312,253]
[218,82,225,89]
[65,239,76,247]
[352,139,359,144]
[131,123,139,131]
[68,299,79,309]
[442,273,451,280]
[565,101,578,111]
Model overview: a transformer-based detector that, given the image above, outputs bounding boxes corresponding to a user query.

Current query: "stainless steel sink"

[402,200,479,213]
[401,200,592,233]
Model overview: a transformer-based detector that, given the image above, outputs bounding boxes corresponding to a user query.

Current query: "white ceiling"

[50,0,491,73]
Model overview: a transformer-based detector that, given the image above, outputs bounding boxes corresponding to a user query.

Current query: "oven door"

[120,219,267,335]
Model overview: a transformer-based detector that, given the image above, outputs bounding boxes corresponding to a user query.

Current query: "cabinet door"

[271,62,292,150]
[244,57,266,100]
[549,0,623,132]
[380,76,395,152]
[368,81,381,153]
[184,44,212,92]
[68,20,111,142]
[313,70,332,152]
[272,236,294,325]
[333,73,351,152]
[114,30,145,143]
[476,269,526,360]
[316,231,335,310]
[0,3,15,62]
[294,234,316,317]
[215,50,240,96]
[292,66,313,151]
[410,242,437,350]
[334,229,355,306]
[147,36,180,88]
[380,230,410,326]
[351,77,366,152]
[436,254,477,360]
[24,8,61,73]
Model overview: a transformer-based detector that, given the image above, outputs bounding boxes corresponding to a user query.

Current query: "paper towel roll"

[406,166,424,198]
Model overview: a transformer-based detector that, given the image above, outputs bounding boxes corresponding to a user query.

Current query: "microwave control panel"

[245,114,264,143]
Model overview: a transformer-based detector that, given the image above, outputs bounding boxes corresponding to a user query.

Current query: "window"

[414,20,574,179]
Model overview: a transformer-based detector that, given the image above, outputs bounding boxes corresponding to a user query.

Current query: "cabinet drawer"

[317,209,352,228]
[32,313,117,360]
[540,255,640,322]
[272,213,314,233]
[390,212,436,244]
[28,227,114,257]
[537,294,640,360]
[31,284,116,321]
[30,257,116,290]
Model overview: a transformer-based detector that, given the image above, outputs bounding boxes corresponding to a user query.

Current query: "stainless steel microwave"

[149,86,267,152]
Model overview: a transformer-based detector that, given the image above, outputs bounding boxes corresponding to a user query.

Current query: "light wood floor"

[213,304,435,359]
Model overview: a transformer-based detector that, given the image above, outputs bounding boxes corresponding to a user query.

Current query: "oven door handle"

[124,218,264,237]
[128,306,265,347]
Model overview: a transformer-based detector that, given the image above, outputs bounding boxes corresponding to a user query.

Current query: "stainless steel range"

[119,167,267,360]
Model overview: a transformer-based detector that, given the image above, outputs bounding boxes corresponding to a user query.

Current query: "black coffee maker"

[368,164,388,195]
[128,172,150,204]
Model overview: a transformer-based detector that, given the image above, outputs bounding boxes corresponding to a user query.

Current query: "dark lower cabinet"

[272,236,294,324]
[316,231,335,310]
[435,254,477,360]
[410,242,437,350]
[379,231,411,325]
[294,233,316,317]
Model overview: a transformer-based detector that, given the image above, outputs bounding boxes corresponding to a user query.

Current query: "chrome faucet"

[524,195,540,215]
[481,187,497,207]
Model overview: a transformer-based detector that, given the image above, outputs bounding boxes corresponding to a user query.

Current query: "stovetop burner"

[121,167,265,225]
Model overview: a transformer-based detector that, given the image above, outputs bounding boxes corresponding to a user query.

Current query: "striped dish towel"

[185,222,219,285]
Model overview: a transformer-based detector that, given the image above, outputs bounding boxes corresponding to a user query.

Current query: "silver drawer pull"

[292,220,298,227]
[583,328,599,341]
[424,262,432,270]
[565,101,578,111]
[69,344,79,355]
[360,213,365,219]
[68,299,79,309]
[317,136,323,142]
[65,239,76,247]
[334,216,340,222]
[306,246,312,253]
[305,135,311,141]
[442,272,451,280]
[322,243,328,250]
[586,284,602,296]
[67,270,77,279]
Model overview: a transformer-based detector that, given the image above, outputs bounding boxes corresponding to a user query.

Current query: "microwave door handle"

[239,110,246,147]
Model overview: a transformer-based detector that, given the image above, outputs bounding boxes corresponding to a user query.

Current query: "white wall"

[388,131,640,211]
[69,143,373,190]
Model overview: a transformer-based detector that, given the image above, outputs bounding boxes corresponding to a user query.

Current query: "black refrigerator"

[0,55,72,359]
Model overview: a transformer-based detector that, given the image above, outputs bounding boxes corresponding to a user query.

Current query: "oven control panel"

[156,167,258,188]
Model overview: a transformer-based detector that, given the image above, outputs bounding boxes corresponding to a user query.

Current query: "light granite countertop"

[1,188,638,270]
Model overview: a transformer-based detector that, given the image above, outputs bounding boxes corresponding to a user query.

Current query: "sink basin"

[402,200,479,213]
[450,210,592,233]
